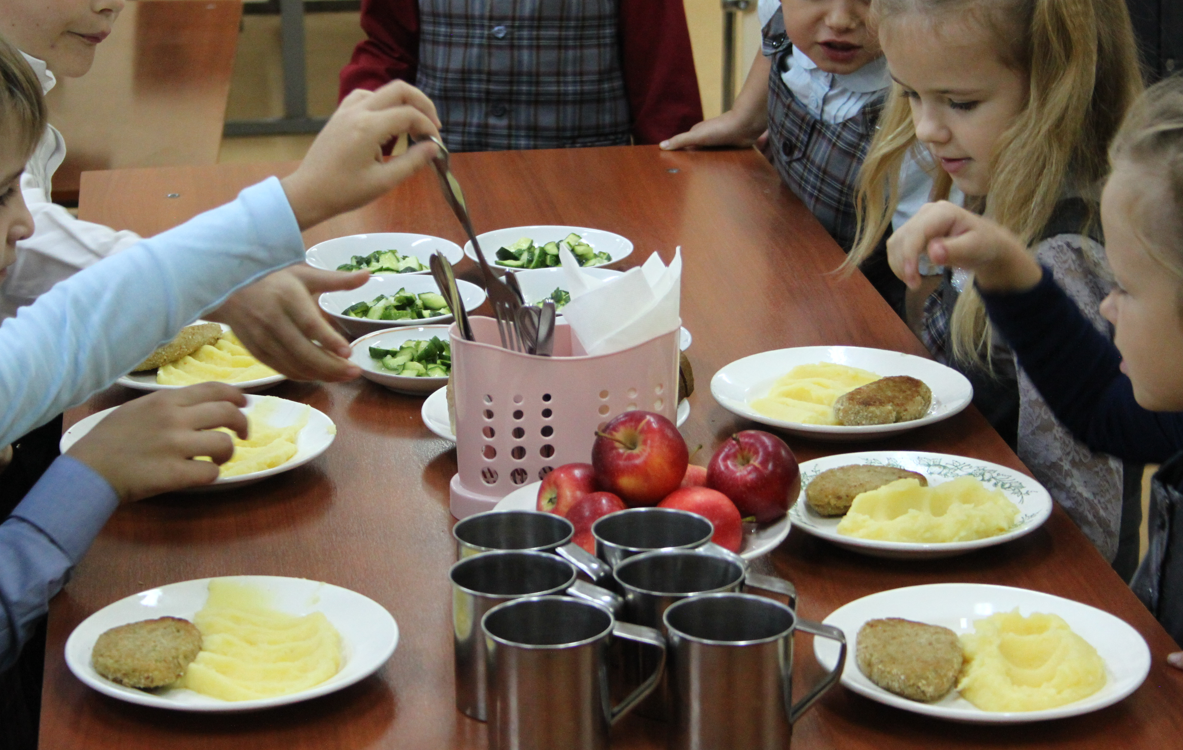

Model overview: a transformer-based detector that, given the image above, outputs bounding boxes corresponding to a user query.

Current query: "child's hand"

[888,201,1043,293]
[660,113,768,151]
[207,265,368,382]
[281,80,443,231]
[1169,652,1183,670]
[66,384,249,503]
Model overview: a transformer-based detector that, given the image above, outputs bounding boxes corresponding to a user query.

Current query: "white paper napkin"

[557,245,681,355]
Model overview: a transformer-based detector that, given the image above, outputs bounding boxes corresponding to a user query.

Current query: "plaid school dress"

[415,0,633,152]
[762,8,884,253]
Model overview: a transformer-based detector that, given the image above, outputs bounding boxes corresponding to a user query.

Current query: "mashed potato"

[749,363,880,425]
[177,580,342,701]
[157,332,278,385]
[836,476,1019,543]
[202,397,307,478]
[958,609,1106,711]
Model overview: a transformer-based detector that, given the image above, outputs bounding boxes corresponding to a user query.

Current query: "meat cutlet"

[91,616,203,689]
[856,617,962,703]
[133,323,223,371]
[833,376,932,426]
[805,465,928,516]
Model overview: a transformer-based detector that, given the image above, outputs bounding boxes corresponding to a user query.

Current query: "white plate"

[464,225,633,271]
[792,451,1051,559]
[420,386,690,442]
[350,326,451,396]
[493,481,790,561]
[813,583,1150,723]
[710,346,973,441]
[305,232,463,275]
[60,395,336,491]
[319,274,486,338]
[117,323,285,393]
[65,575,398,712]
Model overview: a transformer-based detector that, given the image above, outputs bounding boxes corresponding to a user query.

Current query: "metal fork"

[421,136,524,351]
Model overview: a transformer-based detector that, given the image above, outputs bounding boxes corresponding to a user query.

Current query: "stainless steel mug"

[663,592,847,750]
[591,507,715,569]
[482,595,666,750]
[449,550,620,720]
[453,509,610,581]
[612,545,797,720]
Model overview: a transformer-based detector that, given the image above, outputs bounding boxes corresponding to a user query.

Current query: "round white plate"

[60,395,336,491]
[710,346,973,441]
[65,575,398,712]
[792,451,1051,559]
[420,387,690,442]
[813,583,1150,723]
[319,274,486,339]
[493,481,790,561]
[117,323,285,393]
[350,326,451,396]
[305,232,463,275]
[464,225,633,271]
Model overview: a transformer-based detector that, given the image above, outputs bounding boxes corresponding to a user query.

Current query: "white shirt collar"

[20,52,56,96]
[790,46,889,94]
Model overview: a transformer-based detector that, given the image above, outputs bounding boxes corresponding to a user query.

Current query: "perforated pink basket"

[448,316,681,519]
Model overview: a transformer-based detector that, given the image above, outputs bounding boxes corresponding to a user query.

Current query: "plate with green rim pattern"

[791,451,1051,559]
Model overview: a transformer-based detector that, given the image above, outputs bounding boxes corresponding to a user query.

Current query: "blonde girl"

[886,75,1183,662]
[844,0,1144,572]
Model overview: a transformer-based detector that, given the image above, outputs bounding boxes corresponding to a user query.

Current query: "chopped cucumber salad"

[495,233,611,269]
[533,288,571,311]
[342,289,451,320]
[337,249,428,274]
[369,337,451,377]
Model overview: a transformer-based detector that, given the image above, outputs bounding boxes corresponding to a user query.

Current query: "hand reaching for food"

[66,383,248,503]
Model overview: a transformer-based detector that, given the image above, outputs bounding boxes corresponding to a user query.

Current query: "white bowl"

[464,225,633,272]
[60,395,336,491]
[116,322,285,394]
[814,583,1150,723]
[793,451,1052,559]
[319,274,486,338]
[350,326,452,395]
[710,346,974,442]
[510,266,623,306]
[305,232,463,276]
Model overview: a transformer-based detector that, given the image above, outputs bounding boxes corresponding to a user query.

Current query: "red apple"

[658,487,743,553]
[536,463,598,516]
[592,411,689,507]
[707,431,800,523]
[680,464,708,488]
[567,492,627,553]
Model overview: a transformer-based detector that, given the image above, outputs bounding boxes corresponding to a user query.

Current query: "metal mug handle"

[566,579,623,616]
[743,573,798,611]
[556,542,612,583]
[608,621,667,725]
[786,618,846,724]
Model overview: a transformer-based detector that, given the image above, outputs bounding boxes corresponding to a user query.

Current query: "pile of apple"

[536,410,801,553]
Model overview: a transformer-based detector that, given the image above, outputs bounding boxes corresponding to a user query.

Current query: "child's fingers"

[371,140,443,191]
[168,381,248,410]
[361,80,441,127]
[183,429,238,466]
[1168,652,1183,670]
[660,131,697,151]
[365,106,443,153]
[176,397,250,440]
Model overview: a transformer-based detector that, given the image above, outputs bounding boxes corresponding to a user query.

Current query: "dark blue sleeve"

[981,268,1183,463]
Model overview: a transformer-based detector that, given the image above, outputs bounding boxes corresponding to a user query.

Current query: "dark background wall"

[1126,0,1182,81]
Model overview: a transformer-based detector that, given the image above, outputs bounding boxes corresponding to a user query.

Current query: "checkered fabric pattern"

[416,0,632,152]
[763,8,884,252]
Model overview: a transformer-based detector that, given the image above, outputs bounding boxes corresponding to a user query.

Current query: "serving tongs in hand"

[421,136,525,352]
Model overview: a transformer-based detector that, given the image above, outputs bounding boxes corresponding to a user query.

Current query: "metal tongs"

[421,136,525,351]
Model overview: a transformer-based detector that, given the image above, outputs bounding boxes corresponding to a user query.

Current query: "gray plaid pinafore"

[1132,451,1183,644]
[415,0,632,153]
[762,8,884,252]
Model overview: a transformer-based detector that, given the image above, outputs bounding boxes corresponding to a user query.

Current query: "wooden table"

[44,0,242,205]
[42,146,1183,748]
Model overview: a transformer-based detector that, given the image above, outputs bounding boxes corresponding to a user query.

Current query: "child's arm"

[660,53,771,151]
[0,81,441,446]
[0,384,248,669]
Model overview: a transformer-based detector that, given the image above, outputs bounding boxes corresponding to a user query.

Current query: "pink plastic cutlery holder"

[448,317,681,519]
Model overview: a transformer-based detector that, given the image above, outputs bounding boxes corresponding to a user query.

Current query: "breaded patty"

[133,323,224,371]
[856,617,962,702]
[805,465,928,516]
[91,616,203,689]
[833,376,932,426]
